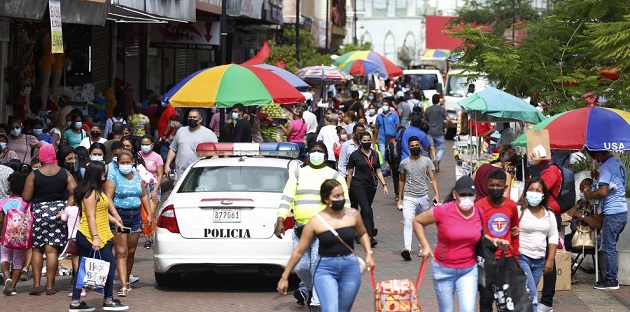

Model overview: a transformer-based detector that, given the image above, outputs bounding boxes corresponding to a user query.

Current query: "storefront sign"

[150,22,220,49]
[49,0,63,53]
[264,2,282,24]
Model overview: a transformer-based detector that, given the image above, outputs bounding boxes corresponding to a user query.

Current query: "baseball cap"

[454,176,475,195]
[396,90,405,99]
[410,115,423,127]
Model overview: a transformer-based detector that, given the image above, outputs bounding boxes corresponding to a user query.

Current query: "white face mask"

[458,196,475,211]
[525,191,544,207]
[309,152,326,166]
[90,155,104,162]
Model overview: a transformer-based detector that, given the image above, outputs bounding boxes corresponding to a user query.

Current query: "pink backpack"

[1,199,33,250]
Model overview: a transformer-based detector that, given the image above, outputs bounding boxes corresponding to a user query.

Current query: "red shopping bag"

[370,259,427,312]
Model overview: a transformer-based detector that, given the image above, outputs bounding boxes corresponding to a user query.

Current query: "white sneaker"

[538,303,553,312]
[129,275,140,284]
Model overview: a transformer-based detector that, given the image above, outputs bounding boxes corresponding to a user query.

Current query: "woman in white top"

[518,177,558,312]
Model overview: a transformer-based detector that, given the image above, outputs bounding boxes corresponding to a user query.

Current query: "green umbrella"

[458,87,547,124]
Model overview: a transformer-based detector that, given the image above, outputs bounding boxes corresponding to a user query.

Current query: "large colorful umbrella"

[163,64,305,108]
[422,49,450,58]
[251,64,309,89]
[512,106,630,151]
[459,87,547,124]
[337,59,384,77]
[296,65,353,83]
[333,50,403,78]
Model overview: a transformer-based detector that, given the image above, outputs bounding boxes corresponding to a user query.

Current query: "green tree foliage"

[454,0,542,36]
[449,0,630,115]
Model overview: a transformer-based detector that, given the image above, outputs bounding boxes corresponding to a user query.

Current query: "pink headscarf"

[39,144,57,165]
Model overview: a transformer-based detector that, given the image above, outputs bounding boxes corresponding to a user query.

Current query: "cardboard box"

[526,129,551,160]
[537,251,571,291]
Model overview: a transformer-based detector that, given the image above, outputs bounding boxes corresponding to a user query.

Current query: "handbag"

[493,248,534,312]
[315,213,367,274]
[572,224,595,249]
[1,199,33,250]
[76,250,110,293]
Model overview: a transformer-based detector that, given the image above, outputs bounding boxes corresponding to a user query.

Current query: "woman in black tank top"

[277,179,375,312]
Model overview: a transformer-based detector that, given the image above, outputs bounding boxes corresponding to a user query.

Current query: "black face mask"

[487,188,504,199]
[331,199,345,211]
[91,132,101,139]
[65,161,78,172]
[409,147,421,156]
[188,119,199,128]
[361,142,371,150]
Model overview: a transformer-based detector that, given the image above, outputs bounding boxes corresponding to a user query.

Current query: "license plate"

[213,208,241,223]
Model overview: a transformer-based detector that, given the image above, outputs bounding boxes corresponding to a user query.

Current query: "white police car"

[153,142,300,287]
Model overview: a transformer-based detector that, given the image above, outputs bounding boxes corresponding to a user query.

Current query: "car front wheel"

[155,272,181,288]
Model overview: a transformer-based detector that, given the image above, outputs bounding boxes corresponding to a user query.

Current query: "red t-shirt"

[468,120,492,136]
[432,201,483,268]
[476,197,520,259]
[538,161,562,214]
[157,106,177,138]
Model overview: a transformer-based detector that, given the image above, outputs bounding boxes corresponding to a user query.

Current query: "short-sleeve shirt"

[375,112,400,143]
[347,149,381,189]
[0,197,28,215]
[128,113,150,137]
[598,156,628,215]
[399,155,434,197]
[425,105,448,137]
[79,137,107,150]
[476,197,520,259]
[140,151,164,179]
[8,134,39,163]
[107,165,143,209]
[170,126,218,177]
[400,126,432,160]
[432,201,483,268]
[36,133,55,145]
[397,101,412,128]
[64,129,86,149]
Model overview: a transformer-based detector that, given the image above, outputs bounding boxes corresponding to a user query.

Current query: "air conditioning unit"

[398,46,413,63]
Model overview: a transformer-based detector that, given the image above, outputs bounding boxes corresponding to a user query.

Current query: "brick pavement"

[4,140,630,311]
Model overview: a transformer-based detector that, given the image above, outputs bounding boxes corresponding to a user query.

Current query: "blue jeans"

[313,255,362,312]
[602,212,628,281]
[519,254,545,311]
[378,141,387,172]
[432,260,478,312]
[293,225,320,305]
[72,231,116,303]
[433,135,446,162]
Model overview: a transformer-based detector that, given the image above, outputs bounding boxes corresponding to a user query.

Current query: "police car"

[153,142,301,287]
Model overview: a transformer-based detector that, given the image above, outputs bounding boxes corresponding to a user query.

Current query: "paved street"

[5,140,630,311]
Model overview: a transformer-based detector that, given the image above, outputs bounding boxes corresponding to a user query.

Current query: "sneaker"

[293,289,309,306]
[8,289,17,296]
[143,241,151,249]
[309,305,322,312]
[594,279,620,290]
[3,278,12,295]
[538,303,553,312]
[401,250,411,261]
[129,275,140,284]
[103,299,129,311]
[69,301,95,312]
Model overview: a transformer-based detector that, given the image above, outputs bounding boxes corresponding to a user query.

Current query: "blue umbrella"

[252,64,310,90]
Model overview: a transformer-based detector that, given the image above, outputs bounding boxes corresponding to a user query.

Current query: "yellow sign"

[49,0,63,53]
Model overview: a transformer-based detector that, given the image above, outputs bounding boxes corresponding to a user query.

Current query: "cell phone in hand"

[117,226,132,234]
[433,199,439,206]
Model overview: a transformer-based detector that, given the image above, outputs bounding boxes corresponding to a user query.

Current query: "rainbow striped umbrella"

[296,65,354,83]
[512,106,630,151]
[337,59,384,77]
[422,49,451,58]
[333,50,403,78]
[162,64,305,108]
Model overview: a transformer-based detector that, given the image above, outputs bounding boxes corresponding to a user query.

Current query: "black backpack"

[386,126,406,165]
[531,161,576,213]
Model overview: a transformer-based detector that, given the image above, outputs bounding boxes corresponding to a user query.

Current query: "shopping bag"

[76,251,110,293]
[476,236,498,288]
[371,259,427,311]
[493,249,534,312]
[1,204,33,250]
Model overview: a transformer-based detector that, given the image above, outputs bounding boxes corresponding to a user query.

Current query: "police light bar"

[196,142,300,159]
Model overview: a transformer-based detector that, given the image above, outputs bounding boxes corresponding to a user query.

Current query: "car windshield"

[446,75,469,97]
[402,74,440,91]
[178,166,289,193]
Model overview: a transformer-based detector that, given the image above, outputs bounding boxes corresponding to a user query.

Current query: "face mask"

[90,155,104,162]
[32,129,43,136]
[526,191,544,207]
[169,122,176,128]
[74,122,82,129]
[67,121,72,127]
[409,147,421,156]
[368,96,374,101]
[231,112,239,120]
[188,119,199,128]
[0,142,6,150]
[368,109,376,115]
[487,188,504,199]
[65,161,78,172]
[331,199,345,211]
[141,144,153,154]
[10,128,21,137]
[309,152,325,166]
[45,118,52,127]
[340,134,348,141]
[382,106,390,113]
[119,164,134,175]
[458,196,475,211]
[91,131,101,139]
[112,156,118,164]
[361,142,372,150]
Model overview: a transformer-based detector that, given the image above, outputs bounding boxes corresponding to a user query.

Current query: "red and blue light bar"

[196,142,300,159]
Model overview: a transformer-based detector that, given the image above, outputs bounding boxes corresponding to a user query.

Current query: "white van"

[401,69,444,100]
[443,68,495,137]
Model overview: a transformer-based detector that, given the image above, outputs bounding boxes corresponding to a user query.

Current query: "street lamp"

[353,0,358,45]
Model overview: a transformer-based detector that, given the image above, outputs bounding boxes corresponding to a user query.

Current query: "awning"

[60,0,110,26]
[0,0,49,20]
[108,4,193,23]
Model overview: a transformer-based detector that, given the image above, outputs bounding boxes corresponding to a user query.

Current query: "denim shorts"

[112,208,142,233]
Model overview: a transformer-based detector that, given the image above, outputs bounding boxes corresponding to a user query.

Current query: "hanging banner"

[49,0,63,53]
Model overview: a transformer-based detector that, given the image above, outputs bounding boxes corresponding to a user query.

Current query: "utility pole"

[220,0,228,65]
[353,0,358,45]
[325,0,330,51]
[295,0,300,67]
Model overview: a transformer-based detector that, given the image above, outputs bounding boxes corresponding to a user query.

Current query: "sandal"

[20,268,29,281]
[118,287,129,297]
[29,287,42,296]
[46,288,57,296]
